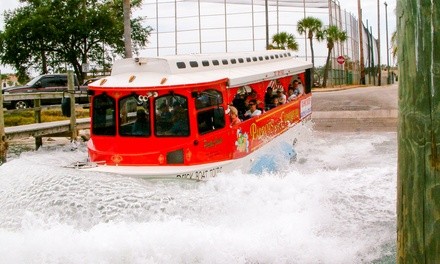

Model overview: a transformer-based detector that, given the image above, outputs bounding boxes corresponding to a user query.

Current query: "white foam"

[0,129,397,263]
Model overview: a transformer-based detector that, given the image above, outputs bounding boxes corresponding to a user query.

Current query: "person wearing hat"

[277,87,287,104]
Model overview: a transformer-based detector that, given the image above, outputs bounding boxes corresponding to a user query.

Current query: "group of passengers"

[158,101,189,135]
[229,79,303,127]
[132,79,304,132]
[133,100,190,136]
[265,80,302,110]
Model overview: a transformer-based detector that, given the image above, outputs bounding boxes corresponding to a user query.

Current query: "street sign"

[337,56,345,65]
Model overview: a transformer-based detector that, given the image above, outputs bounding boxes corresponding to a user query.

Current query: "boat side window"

[176,62,186,69]
[119,94,150,137]
[195,89,223,110]
[195,89,225,134]
[155,94,189,137]
[92,94,116,136]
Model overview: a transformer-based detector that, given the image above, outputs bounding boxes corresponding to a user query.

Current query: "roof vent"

[134,57,148,65]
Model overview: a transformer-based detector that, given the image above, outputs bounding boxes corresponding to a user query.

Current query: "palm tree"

[322,25,348,88]
[391,30,397,62]
[297,17,323,68]
[268,32,299,51]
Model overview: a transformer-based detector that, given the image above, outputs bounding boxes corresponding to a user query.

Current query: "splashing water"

[0,126,397,264]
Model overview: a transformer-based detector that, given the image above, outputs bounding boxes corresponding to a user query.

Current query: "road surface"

[312,84,398,132]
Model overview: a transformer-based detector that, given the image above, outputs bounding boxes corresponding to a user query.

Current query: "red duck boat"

[83,50,312,179]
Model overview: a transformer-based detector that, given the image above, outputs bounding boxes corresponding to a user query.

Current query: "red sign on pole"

[337,56,345,65]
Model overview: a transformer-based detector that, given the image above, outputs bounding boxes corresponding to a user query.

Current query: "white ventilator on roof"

[95,50,312,89]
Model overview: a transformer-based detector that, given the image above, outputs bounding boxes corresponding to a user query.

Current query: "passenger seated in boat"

[155,103,173,132]
[132,109,149,136]
[297,81,304,96]
[170,111,189,135]
[166,102,189,135]
[287,88,297,102]
[245,91,258,107]
[288,80,302,101]
[243,99,262,120]
[264,86,274,110]
[229,106,241,127]
[268,96,280,110]
[264,86,274,105]
[159,102,172,120]
[276,88,287,104]
[232,93,246,120]
[245,90,264,111]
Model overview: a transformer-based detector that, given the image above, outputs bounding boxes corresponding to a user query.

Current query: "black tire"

[14,100,30,109]
[61,97,71,117]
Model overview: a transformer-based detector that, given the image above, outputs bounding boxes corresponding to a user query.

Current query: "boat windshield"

[154,94,189,136]
[92,93,116,136]
[119,93,151,137]
[92,92,190,137]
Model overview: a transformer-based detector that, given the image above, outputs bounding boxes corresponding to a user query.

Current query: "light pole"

[357,0,365,85]
[265,0,269,49]
[377,0,381,86]
[384,1,390,84]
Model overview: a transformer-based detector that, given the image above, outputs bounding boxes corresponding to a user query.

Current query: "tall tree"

[268,32,298,51]
[0,0,151,83]
[297,17,323,68]
[322,25,347,88]
[297,17,323,85]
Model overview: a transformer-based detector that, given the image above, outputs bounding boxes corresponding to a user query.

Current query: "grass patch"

[4,107,90,127]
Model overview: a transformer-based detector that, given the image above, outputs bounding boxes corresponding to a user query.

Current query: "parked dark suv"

[2,74,88,109]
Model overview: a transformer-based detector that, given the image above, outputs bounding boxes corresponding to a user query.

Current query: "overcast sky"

[0,0,396,74]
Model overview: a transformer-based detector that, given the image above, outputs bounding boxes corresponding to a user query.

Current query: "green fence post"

[397,0,440,262]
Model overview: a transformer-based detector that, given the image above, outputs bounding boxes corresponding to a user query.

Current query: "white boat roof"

[91,50,313,89]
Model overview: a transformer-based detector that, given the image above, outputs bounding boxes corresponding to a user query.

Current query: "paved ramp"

[312,84,398,132]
